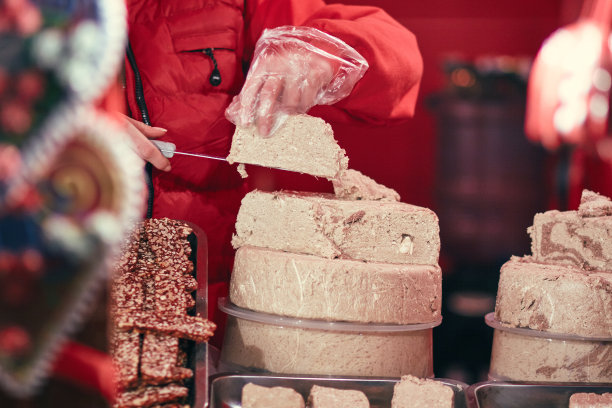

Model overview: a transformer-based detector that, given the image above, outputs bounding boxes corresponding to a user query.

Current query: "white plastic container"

[486,313,612,383]
[219,298,440,378]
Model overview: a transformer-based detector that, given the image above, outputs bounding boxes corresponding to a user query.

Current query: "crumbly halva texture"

[569,392,612,408]
[230,246,442,324]
[332,169,400,201]
[236,163,248,178]
[232,190,440,265]
[241,383,305,408]
[529,190,612,271]
[494,257,612,337]
[490,189,612,384]
[391,375,454,408]
[489,329,612,383]
[578,189,612,217]
[220,316,434,378]
[227,114,349,179]
[308,385,370,408]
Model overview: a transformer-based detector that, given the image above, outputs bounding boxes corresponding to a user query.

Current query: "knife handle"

[151,140,176,158]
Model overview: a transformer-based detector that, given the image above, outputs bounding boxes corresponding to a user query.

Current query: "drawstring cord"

[203,48,222,86]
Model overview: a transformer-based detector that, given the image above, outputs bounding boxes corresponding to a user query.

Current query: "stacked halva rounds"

[490,190,612,383]
[221,115,443,378]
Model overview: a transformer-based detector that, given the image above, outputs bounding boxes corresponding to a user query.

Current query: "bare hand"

[122,115,171,172]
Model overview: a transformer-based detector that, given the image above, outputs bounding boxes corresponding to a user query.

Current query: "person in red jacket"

[123,0,423,346]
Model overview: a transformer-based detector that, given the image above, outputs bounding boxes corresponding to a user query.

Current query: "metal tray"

[467,381,612,408]
[209,373,468,408]
[188,221,209,408]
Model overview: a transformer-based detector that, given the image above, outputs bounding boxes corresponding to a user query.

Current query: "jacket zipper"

[126,42,155,218]
[126,43,151,126]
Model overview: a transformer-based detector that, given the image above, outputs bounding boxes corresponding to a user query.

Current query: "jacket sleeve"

[244,0,423,125]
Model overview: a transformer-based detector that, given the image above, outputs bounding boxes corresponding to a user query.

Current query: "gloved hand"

[225,26,368,137]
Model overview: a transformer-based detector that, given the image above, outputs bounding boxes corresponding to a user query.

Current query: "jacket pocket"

[167,11,242,92]
[181,47,232,88]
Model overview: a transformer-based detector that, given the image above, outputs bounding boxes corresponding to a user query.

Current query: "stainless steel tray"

[209,373,468,408]
[467,381,612,408]
[187,221,209,408]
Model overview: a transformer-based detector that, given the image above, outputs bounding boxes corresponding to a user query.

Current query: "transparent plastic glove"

[225,26,368,137]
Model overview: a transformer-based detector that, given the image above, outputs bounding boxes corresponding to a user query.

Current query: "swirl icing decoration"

[0,107,145,397]
[0,0,143,397]
[0,0,126,148]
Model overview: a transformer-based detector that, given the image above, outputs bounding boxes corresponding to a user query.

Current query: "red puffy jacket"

[124,0,423,343]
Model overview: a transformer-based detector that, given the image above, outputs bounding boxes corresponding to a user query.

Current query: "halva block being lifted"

[230,246,442,324]
[232,190,440,265]
[529,190,612,271]
[227,114,349,179]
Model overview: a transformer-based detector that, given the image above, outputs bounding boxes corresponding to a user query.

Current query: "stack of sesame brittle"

[111,218,215,408]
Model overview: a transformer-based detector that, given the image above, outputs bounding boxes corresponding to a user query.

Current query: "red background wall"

[251,0,573,210]
[333,0,569,209]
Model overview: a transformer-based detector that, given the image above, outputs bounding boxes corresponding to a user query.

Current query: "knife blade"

[152,140,227,161]
[151,140,294,172]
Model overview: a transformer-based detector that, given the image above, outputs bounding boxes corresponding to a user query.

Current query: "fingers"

[232,52,335,137]
[298,80,320,113]
[124,120,171,172]
[123,115,168,139]
[237,74,265,127]
[281,77,302,113]
[255,76,283,137]
[257,58,332,136]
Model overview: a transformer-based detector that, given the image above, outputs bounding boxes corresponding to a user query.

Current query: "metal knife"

[152,140,227,161]
[151,140,293,172]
